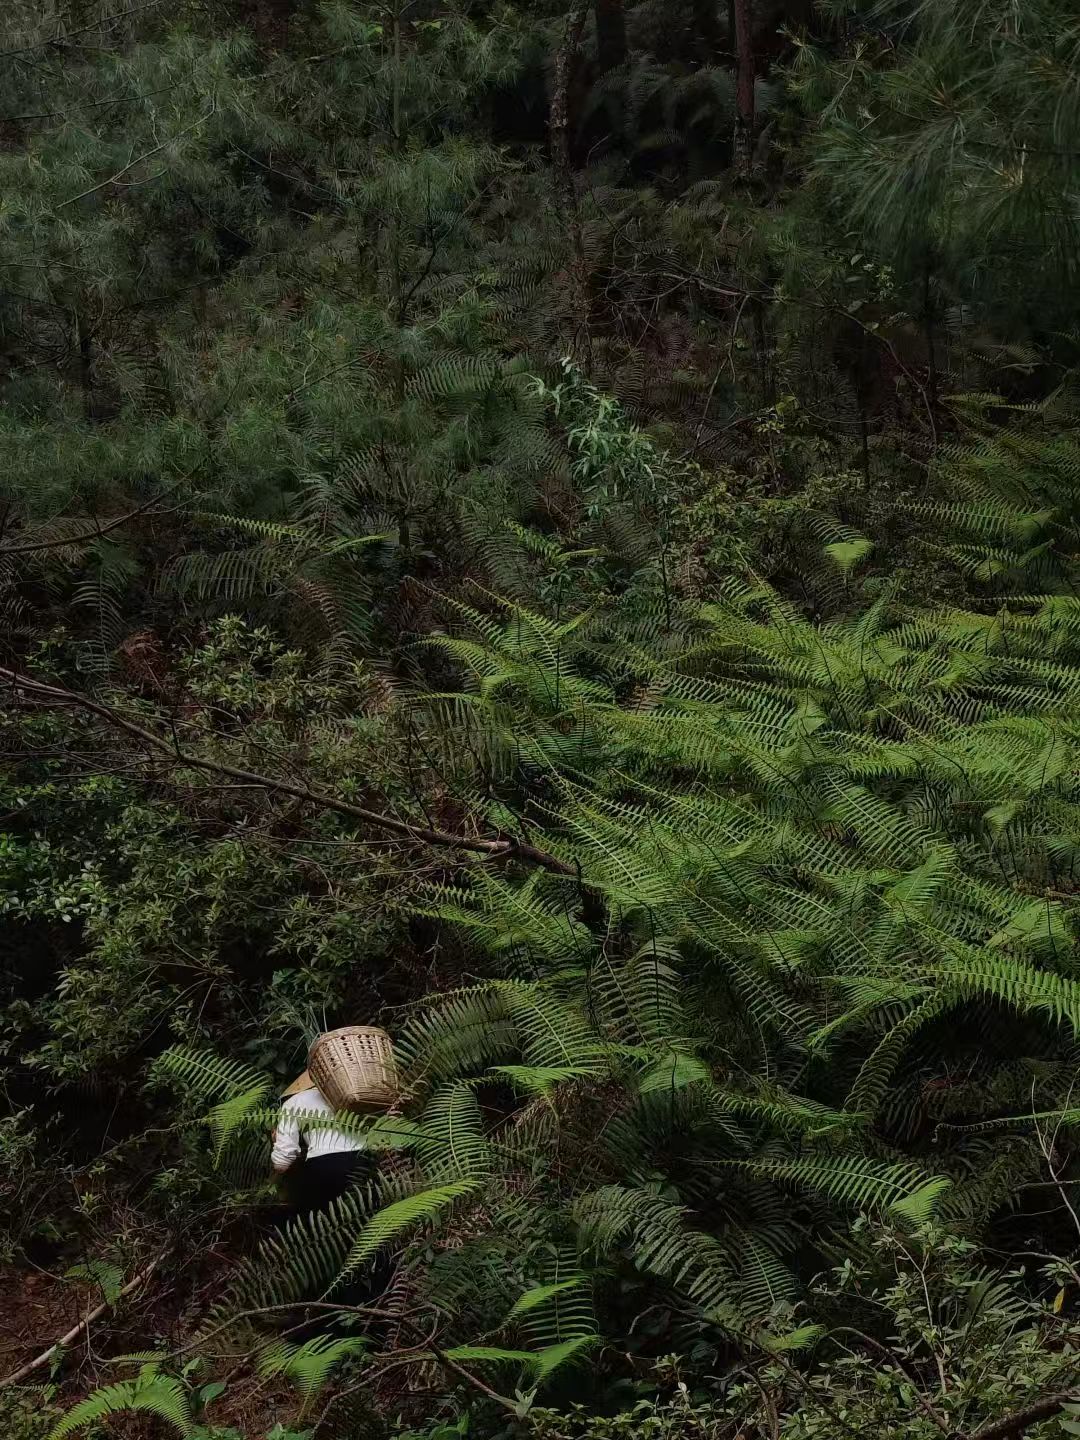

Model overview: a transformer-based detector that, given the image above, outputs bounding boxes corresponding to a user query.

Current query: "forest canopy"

[2,2,1080,1438]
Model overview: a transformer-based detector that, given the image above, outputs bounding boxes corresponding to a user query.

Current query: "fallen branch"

[165,1299,518,1411]
[0,1250,169,1388]
[961,1391,1080,1440]
[0,665,576,877]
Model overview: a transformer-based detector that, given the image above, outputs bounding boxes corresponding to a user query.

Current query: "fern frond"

[153,1047,271,1106]
[256,1335,368,1402]
[417,1082,490,1181]
[341,1180,481,1277]
[726,1155,950,1222]
[50,1374,193,1440]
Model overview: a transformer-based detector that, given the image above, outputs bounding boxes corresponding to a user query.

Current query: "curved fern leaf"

[50,1376,193,1439]
[341,1181,480,1276]
[256,1335,368,1401]
[727,1155,950,1221]
[153,1047,270,1106]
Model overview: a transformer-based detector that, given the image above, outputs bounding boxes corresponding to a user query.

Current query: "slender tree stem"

[595,0,627,73]
[733,0,755,175]
[551,4,592,372]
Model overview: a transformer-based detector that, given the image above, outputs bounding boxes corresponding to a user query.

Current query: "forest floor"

[0,1245,304,1434]
[0,1240,443,1436]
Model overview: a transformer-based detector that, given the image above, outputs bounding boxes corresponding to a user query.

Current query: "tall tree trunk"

[856,376,870,488]
[390,2,406,403]
[923,264,939,439]
[732,0,755,176]
[74,311,95,420]
[595,0,627,73]
[551,3,592,372]
[786,0,815,31]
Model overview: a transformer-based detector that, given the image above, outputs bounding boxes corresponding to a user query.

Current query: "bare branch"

[0,484,181,557]
[0,665,575,876]
[56,102,216,211]
[0,2,164,62]
[961,1390,1080,1440]
[164,1300,518,1411]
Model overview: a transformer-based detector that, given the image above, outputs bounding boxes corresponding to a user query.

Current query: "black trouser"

[284,1150,376,1215]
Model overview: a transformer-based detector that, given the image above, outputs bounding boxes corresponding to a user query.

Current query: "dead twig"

[162,1300,518,1412]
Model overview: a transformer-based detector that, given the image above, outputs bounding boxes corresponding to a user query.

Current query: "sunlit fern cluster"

[152,545,1080,1394]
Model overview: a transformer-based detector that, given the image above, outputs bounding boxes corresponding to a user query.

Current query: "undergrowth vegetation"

[2,1,1080,1438]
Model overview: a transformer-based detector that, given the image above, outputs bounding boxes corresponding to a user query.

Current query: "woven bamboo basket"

[309,1026,398,1113]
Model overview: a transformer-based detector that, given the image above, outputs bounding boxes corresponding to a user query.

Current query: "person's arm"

[270,1097,303,1174]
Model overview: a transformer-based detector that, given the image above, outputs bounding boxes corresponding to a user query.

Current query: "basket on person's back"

[308,1025,398,1113]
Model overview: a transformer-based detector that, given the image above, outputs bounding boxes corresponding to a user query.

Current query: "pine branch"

[0,1,165,61]
[55,102,216,210]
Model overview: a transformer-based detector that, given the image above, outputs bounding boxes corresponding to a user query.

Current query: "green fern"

[416,1082,490,1181]
[508,1276,590,1319]
[256,1334,368,1405]
[441,1344,537,1366]
[153,1047,271,1107]
[50,1371,193,1440]
[212,1185,380,1320]
[726,1156,950,1223]
[529,1334,600,1385]
[340,1180,481,1277]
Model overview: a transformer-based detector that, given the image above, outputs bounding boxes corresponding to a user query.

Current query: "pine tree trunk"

[856,378,870,487]
[921,264,940,444]
[595,0,627,72]
[732,0,755,176]
[786,0,815,31]
[74,313,94,421]
[390,3,406,401]
[551,3,592,371]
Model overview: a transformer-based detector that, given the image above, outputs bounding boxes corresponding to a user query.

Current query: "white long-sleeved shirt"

[270,1086,366,1171]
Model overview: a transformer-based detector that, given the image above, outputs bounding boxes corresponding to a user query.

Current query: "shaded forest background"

[3,1,1080,1437]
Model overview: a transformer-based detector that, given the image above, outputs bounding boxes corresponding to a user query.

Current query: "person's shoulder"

[281,1087,322,1109]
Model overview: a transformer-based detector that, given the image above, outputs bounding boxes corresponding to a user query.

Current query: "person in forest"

[271,1069,377,1214]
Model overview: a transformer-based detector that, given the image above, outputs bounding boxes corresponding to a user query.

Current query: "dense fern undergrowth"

[2,1,1080,1438]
